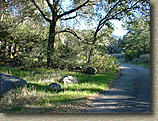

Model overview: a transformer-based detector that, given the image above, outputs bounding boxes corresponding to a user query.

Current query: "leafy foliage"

[47,28,119,72]
[119,17,150,61]
[139,54,150,64]
[0,0,150,72]
[0,0,49,68]
[89,54,120,72]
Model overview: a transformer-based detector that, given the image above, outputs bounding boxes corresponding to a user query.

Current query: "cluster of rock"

[1,66,97,95]
[48,67,97,92]
[0,73,79,94]
[49,76,78,92]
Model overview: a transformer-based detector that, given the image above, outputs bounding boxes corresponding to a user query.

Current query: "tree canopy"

[119,16,150,61]
[0,0,150,70]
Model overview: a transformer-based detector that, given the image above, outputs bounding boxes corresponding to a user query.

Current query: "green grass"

[0,66,118,113]
[128,62,150,69]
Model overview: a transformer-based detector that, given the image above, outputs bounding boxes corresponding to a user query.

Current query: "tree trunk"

[12,43,17,57]
[87,37,97,64]
[87,48,93,64]
[8,43,12,59]
[47,20,56,68]
[4,39,8,60]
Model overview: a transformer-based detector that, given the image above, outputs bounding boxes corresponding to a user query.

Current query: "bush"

[89,54,120,72]
[129,54,150,64]
[129,58,141,63]
[50,52,120,73]
[110,53,125,59]
[140,54,150,64]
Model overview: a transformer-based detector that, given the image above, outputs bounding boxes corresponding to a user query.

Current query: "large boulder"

[49,83,61,92]
[0,73,27,97]
[60,76,78,85]
[84,67,97,75]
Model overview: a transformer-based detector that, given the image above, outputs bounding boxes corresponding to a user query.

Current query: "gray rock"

[60,76,78,85]
[0,73,27,97]
[49,83,61,92]
[85,67,97,75]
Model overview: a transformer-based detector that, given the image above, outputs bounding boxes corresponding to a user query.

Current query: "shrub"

[89,54,120,72]
[129,58,141,63]
[110,53,125,59]
[140,54,150,64]
[129,54,150,64]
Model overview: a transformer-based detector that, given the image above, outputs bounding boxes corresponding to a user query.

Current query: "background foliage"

[118,17,150,63]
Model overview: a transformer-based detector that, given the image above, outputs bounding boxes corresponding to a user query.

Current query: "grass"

[116,56,150,69]
[0,66,119,113]
[128,62,150,69]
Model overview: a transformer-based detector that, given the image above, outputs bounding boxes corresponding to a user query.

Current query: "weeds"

[0,66,118,113]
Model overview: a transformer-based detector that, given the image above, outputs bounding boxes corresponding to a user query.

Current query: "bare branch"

[8,16,30,35]
[45,0,53,12]
[30,0,51,22]
[99,0,121,25]
[56,28,82,40]
[57,0,89,19]
[14,17,29,29]
[60,13,78,21]
[108,1,140,21]
[0,12,5,22]
[94,0,121,38]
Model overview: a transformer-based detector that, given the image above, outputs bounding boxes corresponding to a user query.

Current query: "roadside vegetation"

[0,0,149,113]
[128,62,150,69]
[118,17,150,69]
[0,66,119,113]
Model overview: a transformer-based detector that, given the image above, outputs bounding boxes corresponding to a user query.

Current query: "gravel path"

[81,63,150,113]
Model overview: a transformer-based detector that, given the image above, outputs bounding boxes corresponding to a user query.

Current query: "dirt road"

[81,63,150,113]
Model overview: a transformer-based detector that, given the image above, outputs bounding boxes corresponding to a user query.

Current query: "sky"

[111,20,128,37]
[59,0,129,38]
[74,19,128,38]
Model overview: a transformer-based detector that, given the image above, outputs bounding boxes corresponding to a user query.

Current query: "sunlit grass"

[128,62,150,69]
[0,66,118,113]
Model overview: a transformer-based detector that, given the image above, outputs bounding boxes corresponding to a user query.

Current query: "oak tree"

[30,0,90,67]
